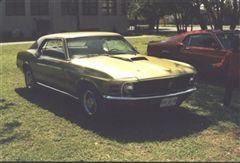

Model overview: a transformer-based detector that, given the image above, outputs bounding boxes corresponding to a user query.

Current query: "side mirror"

[176,42,184,48]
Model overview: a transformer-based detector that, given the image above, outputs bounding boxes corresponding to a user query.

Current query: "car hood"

[71,54,196,80]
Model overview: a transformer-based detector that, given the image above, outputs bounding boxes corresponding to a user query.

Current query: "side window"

[188,34,218,48]
[41,39,65,59]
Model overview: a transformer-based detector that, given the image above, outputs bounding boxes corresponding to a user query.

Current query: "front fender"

[16,50,36,71]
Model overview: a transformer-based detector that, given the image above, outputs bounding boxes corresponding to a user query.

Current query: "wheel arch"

[22,62,31,73]
[76,79,100,95]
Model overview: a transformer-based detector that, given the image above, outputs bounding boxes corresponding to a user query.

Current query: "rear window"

[216,32,240,49]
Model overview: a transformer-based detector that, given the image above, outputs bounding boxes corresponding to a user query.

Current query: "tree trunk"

[76,15,80,30]
[134,16,138,31]
[204,1,217,30]
[156,16,160,33]
[230,0,239,30]
[173,12,180,33]
[193,1,208,30]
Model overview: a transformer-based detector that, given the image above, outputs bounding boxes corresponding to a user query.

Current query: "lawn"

[0,36,240,161]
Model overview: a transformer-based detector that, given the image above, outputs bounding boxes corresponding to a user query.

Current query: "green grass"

[0,36,240,161]
[127,36,168,55]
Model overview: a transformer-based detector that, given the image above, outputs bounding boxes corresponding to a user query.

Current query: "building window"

[5,0,25,16]
[102,0,117,16]
[61,0,79,16]
[121,0,127,15]
[82,0,98,16]
[31,0,49,16]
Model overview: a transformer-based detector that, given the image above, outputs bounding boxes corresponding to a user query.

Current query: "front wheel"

[24,68,37,89]
[80,85,104,118]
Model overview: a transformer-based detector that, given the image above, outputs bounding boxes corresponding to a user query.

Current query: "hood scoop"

[110,56,148,62]
[131,57,148,61]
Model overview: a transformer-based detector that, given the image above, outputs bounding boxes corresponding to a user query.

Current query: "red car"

[147,30,239,74]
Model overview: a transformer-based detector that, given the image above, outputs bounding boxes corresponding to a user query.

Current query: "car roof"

[168,30,239,42]
[40,31,121,39]
[36,32,121,46]
[179,29,238,36]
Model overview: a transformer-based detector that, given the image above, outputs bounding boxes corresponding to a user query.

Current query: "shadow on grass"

[0,99,27,144]
[15,87,210,143]
[0,99,16,110]
[0,120,30,144]
[183,80,240,134]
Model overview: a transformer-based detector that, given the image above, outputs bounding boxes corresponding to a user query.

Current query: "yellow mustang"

[17,32,197,118]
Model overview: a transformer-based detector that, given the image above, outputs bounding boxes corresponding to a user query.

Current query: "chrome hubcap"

[83,90,97,115]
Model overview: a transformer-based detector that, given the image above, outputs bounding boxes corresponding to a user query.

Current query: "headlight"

[189,76,196,85]
[122,83,134,95]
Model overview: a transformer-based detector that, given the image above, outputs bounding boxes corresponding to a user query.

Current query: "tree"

[128,0,145,31]
[156,0,194,33]
[139,0,163,32]
[202,0,225,30]
[161,0,240,31]
[229,0,240,30]
[192,0,208,30]
[137,0,193,33]
[127,0,240,32]
[171,0,193,32]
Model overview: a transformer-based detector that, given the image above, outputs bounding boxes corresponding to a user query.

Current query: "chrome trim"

[36,63,47,66]
[103,87,197,101]
[36,82,196,102]
[36,62,62,70]
[36,82,79,100]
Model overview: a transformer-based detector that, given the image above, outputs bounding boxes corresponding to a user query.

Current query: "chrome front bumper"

[103,87,197,101]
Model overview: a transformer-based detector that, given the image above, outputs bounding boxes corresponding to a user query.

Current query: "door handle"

[185,47,190,50]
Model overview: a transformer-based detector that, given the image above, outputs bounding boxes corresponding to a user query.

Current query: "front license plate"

[160,97,178,108]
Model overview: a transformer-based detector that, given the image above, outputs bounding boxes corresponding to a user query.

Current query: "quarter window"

[41,40,65,59]
[5,0,25,16]
[102,0,117,16]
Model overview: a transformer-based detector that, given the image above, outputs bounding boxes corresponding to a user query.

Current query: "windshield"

[216,32,240,49]
[67,36,138,58]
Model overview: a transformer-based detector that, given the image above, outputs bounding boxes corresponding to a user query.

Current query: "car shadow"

[15,87,210,143]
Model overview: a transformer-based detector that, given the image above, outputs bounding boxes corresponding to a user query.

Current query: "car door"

[180,34,226,67]
[31,39,68,90]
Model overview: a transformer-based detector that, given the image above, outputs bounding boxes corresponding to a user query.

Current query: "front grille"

[132,75,193,97]
[107,85,121,96]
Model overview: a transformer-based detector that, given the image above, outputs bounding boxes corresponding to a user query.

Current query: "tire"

[24,68,37,90]
[79,85,104,118]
